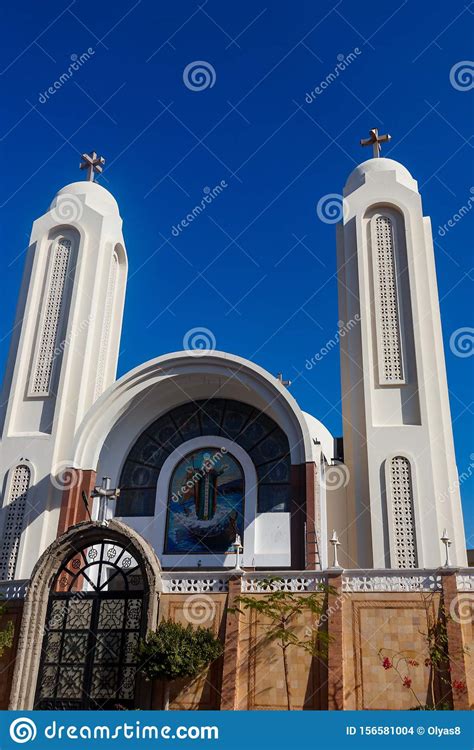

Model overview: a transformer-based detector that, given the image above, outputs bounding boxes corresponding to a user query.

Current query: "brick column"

[219,576,243,710]
[327,572,344,710]
[57,469,97,536]
[441,571,470,710]
[305,463,318,569]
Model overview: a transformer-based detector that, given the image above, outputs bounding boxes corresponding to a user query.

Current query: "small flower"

[382,657,393,670]
[424,658,432,667]
[403,676,412,689]
[408,659,419,667]
[452,679,466,693]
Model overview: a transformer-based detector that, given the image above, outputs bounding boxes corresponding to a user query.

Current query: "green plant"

[0,598,14,658]
[230,578,333,710]
[137,619,223,710]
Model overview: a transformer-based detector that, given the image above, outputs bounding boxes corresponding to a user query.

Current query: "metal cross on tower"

[80,151,105,182]
[276,372,292,387]
[360,128,391,158]
[91,476,120,525]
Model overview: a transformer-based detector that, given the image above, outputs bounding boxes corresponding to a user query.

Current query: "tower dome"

[344,157,418,196]
[50,180,120,217]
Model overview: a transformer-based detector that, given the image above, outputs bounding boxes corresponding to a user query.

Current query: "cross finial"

[360,128,391,158]
[277,372,292,388]
[91,476,120,525]
[80,151,105,182]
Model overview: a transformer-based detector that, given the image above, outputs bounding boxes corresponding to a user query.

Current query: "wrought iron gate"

[35,539,146,710]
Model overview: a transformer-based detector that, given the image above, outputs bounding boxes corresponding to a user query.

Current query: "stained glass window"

[117,399,292,517]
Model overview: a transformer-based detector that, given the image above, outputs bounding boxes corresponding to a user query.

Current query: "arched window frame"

[0,460,34,580]
[94,248,119,400]
[107,399,293,568]
[28,229,78,398]
[369,208,408,386]
[385,452,422,569]
[143,436,258,568]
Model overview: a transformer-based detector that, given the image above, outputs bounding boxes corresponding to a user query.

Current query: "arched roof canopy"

[72,351,332,471]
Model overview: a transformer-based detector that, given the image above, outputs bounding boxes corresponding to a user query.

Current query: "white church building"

[0,140,470,711]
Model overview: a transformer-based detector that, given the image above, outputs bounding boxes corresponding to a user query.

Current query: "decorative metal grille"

[31,238,72,395]
[373,215,404,383]
[94,252,118,400]
[390,456,418,568]
[0,464,31,580]
[35,539,146,710]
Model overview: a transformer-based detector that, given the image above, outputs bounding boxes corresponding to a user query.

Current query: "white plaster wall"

[0,181,128,579]
[338,159,467,568]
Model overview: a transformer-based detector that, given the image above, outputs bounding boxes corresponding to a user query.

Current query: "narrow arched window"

[0,464,31,580]
[390,456,417,568]
[371,214,405,384]
[94,251,119,399]
[30,237,74,396]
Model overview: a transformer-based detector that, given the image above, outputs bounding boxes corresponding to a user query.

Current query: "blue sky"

[0,1,473,543]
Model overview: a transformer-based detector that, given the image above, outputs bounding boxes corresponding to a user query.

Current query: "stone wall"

[235,594,325,710]
[1,570,472,711]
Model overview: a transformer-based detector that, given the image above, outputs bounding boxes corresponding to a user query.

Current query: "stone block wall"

[1,570,472,711]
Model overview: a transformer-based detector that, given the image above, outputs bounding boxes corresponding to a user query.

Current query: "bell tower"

[337,133,466,569]
[0,153,128,579]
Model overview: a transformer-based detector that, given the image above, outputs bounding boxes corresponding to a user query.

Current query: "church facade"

[0,148,472,711]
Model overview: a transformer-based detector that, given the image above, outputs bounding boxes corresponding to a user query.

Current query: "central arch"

[9,520,161,710]
[71,351,316,471]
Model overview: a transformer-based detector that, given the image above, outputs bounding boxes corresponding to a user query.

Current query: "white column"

[337,158,466,568]
[0,181,128,579]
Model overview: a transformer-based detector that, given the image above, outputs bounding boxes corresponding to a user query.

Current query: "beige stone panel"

[348,596,438,710]
[236,595,324,710]
[459,594,474,708]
